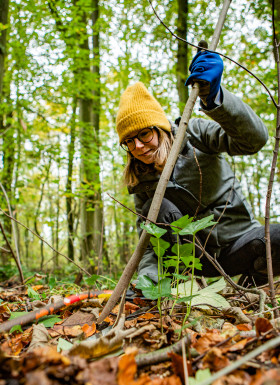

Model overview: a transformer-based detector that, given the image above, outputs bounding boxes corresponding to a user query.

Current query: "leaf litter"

[0,279,280,384]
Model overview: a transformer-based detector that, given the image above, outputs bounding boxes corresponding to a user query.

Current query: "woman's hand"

[185,51,224,109]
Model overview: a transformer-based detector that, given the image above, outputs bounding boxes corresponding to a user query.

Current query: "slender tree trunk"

[0,0,9,97]
[66,99,77,261]
[176,0,188,114]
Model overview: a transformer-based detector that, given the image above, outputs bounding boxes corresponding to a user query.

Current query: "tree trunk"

[66,99,77,261]
[176,0,188,114]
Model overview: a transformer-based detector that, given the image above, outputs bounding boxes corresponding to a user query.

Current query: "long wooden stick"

[0,290,111,334]
[98,0,232,324]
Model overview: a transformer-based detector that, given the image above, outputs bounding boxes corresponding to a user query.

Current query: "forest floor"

[0,276,280,385]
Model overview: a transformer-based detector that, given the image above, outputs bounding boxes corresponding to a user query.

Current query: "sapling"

[137,222,171,330]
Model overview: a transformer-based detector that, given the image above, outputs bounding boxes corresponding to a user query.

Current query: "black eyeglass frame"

[120,126,156,152]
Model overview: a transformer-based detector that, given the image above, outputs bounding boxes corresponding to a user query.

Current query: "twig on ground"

[135,335,191,367]
[196,335,280,385]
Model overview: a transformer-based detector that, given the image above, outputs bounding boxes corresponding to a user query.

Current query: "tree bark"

[176,0,188,114]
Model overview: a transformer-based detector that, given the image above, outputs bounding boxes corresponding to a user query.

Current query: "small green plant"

[138,222,172,331]
[137,214,217,332]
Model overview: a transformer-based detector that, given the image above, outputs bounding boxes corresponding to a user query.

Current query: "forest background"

[0,0,279,286]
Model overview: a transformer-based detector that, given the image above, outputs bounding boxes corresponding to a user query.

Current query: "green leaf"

[163,259,178,268]
[48,277,56,290]
[140,222,167,238]
[84,274,99,285]
[150,237,170,251]
[171,214,193,234]
[171,243,193,258]
[27,287,41,301]
[9,312,28,320]
[9,325,23,334]
[179,215,216,236]
[180,256,202,270]
[38,315,62,328]
[172,273,189,281]
[136,276,171,300]
[189,369,212,385]
[57,338,73,352]
[172,278,230,309]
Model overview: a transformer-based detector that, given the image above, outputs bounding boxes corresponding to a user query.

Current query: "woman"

[115,51,280,287]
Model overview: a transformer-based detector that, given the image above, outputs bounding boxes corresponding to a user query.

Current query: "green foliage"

[179,215,217,236]
[189,369,212,385]
[140,222,167,238]
[9,325,23,334]
[38,315,62,328]
[27,287,41,301]
[57,338,73,352]
[136,276,171,300]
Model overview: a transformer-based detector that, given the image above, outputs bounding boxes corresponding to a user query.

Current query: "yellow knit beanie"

[116,82,171,143]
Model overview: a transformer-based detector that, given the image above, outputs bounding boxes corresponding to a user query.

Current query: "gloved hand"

[185,51,224,109]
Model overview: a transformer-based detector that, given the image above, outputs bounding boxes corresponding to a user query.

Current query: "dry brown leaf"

[50,324,83,338]
[27,324,50,352]
[202,347,230,371]
[1,334,24,356]
[169,351,193,381]
[125,319,138,329]
[62,310,96,326]
[149,376,182,385]
[76,356,119,385]
[82,322,96,338]
[193,330,225,354]
[212,369,251,385]
[118,352,151,385]
[222,338,248,353]
[255,318,274,337]
[125,302,140,312]
[250,368,280,385]
[137,313,158,321]
[236,323,252,331]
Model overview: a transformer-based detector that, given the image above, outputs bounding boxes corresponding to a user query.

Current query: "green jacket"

[128,87,268,282]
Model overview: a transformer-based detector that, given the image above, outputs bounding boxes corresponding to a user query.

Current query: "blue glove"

[185,51,224,109]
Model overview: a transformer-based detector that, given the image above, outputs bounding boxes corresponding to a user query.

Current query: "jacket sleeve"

[187,87,268,156]
[134,193,159,283]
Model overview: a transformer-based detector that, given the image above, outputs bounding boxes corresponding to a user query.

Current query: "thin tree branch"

[264,0,280,318]
[148,0,279,109]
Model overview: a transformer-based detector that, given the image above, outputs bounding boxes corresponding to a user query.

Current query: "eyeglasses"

[120,127,155,152]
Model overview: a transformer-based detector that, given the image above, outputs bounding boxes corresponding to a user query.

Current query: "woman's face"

[128,128,159,164]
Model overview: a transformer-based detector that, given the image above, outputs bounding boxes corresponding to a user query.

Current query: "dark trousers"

[142,198,280,286]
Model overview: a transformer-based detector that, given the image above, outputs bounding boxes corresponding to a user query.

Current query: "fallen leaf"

[82,322,96,338]
[236,323,252,331]
[169,351,193,380]
[202,347,230,371]
[193,330,225,354]
[212,370,251,385]
[255,318,273,337]
[49,324,83,338]
[118,352,150,385]
[28,324,50,351]
[250,368,280,385]
[137,313,158,321]
[125,302,140,312]
[62,310,96,326]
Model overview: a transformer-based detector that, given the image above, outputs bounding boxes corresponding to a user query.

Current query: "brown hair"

[123,127,174,188]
